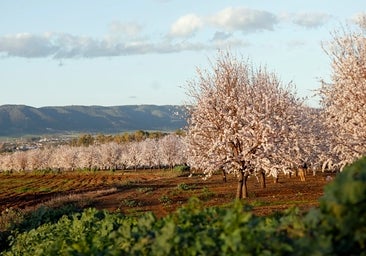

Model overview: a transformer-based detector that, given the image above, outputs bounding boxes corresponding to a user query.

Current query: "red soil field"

[0,169,334,217]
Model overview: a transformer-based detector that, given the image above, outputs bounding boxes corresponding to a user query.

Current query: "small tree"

[12,151,28,171]
[27,149,43,171]
[126,141,143,170]
[287,106,332,175]
[319,14,366,170]
[159,134,185,170]
[98,142,121,170]
[186,51,301,199]
[140,138,160,169]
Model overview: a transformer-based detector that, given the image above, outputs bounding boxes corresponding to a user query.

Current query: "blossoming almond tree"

[186,51,302,199]
[159,134,186,170]
[319,14,366,170]
[140,138,160,169]
[282,105,328,176]
[98,142,122,170]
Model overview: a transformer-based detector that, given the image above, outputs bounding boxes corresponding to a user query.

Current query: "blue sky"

[0,1,364,107]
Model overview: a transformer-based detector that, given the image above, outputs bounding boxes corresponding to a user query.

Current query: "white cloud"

[212,38,250,49]
[291,12,331,28]
[168,14,203,38]
[211,31,232,42]
[167,7,279,40]
[0,31,212,58]
[0,33,57,58]
[0,7,333,59]
[209,7,278,33]
[108,21,143,39]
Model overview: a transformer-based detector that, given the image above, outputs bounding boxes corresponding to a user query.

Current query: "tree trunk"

[299,168,306,181]
[242,173,249,198]
[236,171,244,199]
[222,168,227,182]
[274,176,279,183]
[260,171,266,189]
[236,171,249,199]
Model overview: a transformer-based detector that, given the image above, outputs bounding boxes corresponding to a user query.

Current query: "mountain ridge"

[0,104,187,136]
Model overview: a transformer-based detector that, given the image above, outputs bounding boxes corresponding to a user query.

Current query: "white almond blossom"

[185,51,303,198]
[319,14,366,170]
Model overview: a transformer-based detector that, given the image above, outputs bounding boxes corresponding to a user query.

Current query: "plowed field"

[0,170,334,217]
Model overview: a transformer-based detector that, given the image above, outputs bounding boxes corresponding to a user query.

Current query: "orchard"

[0,13,366,256]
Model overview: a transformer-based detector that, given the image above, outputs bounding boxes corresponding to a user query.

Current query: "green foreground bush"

[2,157,366,255]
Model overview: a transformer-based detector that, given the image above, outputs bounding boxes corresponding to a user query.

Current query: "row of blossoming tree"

[0,134,186,172]
[0,17,365,200]
[185,15,366,198]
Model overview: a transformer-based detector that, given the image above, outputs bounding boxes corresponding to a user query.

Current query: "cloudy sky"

[0,1,364,107]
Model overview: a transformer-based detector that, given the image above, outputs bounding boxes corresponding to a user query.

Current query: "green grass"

[176,183,197,191]
[199,186,215,200]
[137,187,155,193]
[39,187,53,193]
[15,187,33,193]
[249,199,314,207]
[122,199,144,208]
[159,195,173,206]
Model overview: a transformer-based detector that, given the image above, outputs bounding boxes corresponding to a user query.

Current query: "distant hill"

[0,105,187,136]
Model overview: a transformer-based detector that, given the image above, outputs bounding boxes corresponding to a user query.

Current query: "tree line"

[0,134,186,172]
[69,130,178,147]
